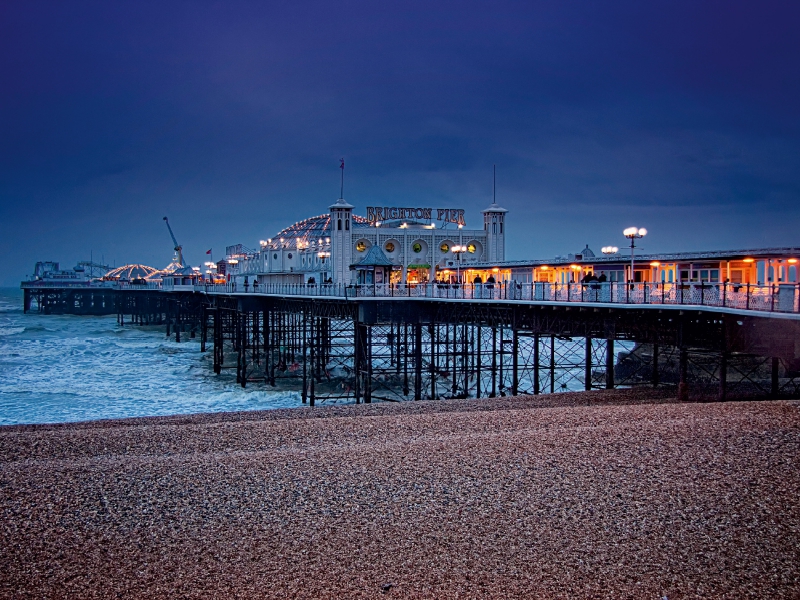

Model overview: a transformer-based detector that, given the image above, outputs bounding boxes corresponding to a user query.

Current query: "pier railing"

[197,281,800,314]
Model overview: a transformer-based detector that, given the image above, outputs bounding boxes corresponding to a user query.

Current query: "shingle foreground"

[2,389,800,599]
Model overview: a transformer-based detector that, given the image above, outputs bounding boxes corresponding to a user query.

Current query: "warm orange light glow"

[789,258,798,264]
[540,266,549,271]
[570,264,580,270]
[492,268,499,273]
[650,261,660,267]
[743,258,755,263]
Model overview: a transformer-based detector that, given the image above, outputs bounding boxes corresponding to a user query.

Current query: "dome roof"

[104,264,159,281]
[579,244,595,258]
[267,213,370,248]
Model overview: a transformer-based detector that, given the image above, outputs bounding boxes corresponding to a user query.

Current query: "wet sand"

[2,389,799,599]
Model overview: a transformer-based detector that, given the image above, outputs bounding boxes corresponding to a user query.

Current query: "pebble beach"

[2,389,800,599]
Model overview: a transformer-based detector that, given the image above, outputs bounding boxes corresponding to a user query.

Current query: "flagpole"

[340,158,345,199]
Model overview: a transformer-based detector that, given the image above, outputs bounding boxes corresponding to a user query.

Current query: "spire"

[483,164,508,213]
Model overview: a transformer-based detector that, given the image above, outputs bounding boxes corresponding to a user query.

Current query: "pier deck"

[20,280,800,405]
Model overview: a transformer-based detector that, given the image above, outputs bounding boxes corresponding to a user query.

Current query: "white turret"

[330,198,354,283]
[482,202,508,262]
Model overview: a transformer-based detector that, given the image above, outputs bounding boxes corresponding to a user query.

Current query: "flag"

[206,249,212,254]
[340,158,344,170]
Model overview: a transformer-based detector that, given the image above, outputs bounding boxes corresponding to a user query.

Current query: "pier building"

[230,198,506,286]
[461,247,800,287]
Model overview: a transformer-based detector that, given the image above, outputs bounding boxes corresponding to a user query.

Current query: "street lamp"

[623,227,647,283]
[452,245,466,283]
[601,246,619,255]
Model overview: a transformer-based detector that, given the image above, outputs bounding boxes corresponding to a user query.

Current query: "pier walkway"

[180,280,800,318]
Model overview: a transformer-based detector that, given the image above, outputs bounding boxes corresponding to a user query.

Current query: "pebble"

[1,388,799,598]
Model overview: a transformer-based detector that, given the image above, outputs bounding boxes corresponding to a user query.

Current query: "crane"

[163,217,184,267]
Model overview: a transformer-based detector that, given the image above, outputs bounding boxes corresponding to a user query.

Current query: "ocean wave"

[0,326,26,337]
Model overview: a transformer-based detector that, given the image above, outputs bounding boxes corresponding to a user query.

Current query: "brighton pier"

[21,198,800,406]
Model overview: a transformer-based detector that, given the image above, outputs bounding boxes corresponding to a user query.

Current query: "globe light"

[622,226,647,284]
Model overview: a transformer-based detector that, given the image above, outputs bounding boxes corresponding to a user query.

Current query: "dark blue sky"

[2,0,799,283]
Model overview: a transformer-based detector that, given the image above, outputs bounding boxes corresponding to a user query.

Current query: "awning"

[407,264,431,269]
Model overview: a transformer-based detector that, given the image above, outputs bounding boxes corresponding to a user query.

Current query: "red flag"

[206,249,212,254]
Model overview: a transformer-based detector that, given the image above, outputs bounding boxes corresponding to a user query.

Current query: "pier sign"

[366,207,466,226]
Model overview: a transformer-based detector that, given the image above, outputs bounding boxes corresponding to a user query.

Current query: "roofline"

[466,247,800,269]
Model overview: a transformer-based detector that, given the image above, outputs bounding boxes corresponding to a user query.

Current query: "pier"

[19,200,800,406]
[22,275,799,406]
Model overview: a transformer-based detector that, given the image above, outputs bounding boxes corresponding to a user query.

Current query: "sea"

[0,288,301,425]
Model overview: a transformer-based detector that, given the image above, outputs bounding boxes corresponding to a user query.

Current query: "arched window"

[337,218,342,230]
[493,223,496,234]
[345,218,350,230]
[500,222,503,234]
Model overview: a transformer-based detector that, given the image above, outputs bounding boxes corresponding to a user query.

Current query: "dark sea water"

[0,288,301,425]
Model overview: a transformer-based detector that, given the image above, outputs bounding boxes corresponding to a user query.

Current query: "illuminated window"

[440,243,450,253]
[412,242,422,253]
[385,242,395,253]
[356,241,367,252]
[467,243,476,253]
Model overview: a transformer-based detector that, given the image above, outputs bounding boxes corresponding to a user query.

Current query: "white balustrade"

[183,280,798,315]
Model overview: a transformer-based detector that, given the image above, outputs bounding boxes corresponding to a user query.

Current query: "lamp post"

[452,245,466,283]
[601,246,618,255]
[623,227,647,283]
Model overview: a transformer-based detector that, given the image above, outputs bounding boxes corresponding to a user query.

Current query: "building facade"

[233,198,507,285]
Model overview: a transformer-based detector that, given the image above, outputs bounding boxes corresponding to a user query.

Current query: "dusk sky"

[2,0,799,284]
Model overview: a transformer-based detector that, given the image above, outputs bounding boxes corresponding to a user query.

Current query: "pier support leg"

[200,307,207,352]
[354,322,365,404]
[309,315,316,407]
[718,352,728,402]
[402,324,409,396]
[266,311,275,386]
[717,319,728,402]
[533,333,540,395]
[584,336,592,391]
[476,325,482,398]
[237,312,246,388]
[605,337,615,390]
[678,347,689,402]
[772,357,780,398]
[213,309,222,375]
[430,325,437,400]
[364,325,372,404]
[414,323,422,400]
[512,326,519,396]
[302,313,308,404]
[550,335,556,394]
[652,342,659,387]
[450,325,457,396]
[490,326,497,398]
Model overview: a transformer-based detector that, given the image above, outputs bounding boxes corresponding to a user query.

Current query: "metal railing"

[118,281,164,290]
[20,280,117,289]
[196,281,800,314]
